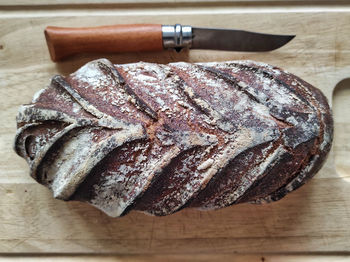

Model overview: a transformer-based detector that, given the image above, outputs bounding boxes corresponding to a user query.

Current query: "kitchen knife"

[44,24,295,62]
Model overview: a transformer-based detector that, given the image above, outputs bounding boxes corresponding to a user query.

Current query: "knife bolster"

[162,24,192,49]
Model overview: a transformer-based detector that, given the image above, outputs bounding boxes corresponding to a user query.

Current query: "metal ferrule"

[162,24,192,50]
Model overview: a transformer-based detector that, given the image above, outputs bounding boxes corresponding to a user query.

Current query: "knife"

[44,24,295,62]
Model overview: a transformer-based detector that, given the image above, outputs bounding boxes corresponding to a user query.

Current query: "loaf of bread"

[14,59,333,217]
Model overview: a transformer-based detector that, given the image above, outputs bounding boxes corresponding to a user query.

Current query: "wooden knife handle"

[44,24,163,62]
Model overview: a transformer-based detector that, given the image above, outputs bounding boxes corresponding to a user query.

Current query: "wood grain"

[1,255,350,262]
[45,24,163,61]
[333,78,350,180]
[0,1,349,255]
[0,0,349,6]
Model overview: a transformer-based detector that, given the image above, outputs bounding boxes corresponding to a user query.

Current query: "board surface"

[0,0,350,256]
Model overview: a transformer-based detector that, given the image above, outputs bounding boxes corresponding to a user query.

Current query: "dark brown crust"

[14,59,333,217]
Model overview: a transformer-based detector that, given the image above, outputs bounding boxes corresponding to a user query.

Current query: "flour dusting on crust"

[14,59,333,217]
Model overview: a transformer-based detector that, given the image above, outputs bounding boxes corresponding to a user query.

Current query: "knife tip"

[287,35,296,40]
[271,34,295,50]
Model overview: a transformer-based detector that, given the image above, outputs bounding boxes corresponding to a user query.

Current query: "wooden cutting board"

[0,0,350,256]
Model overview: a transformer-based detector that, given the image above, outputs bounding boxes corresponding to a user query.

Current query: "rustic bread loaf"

[14,59,333,217]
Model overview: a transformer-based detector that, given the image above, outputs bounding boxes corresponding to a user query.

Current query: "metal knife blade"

[162,24,295,52]
[191,27,295,52]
